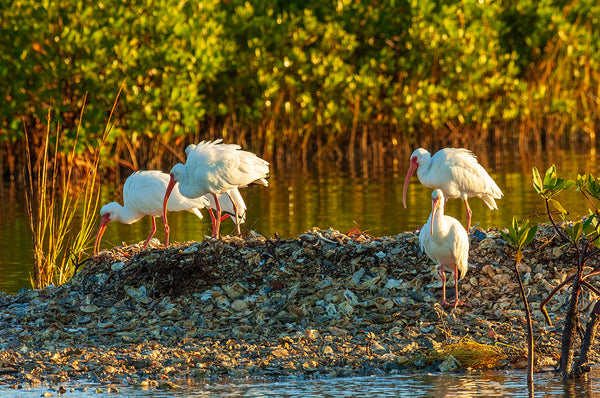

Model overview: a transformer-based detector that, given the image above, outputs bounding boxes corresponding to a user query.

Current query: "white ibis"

[402,148,503,230]
[163,139,269,242]
[94,170,210,256]
[419,189,469,309]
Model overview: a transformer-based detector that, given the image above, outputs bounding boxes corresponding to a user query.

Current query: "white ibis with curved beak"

[402,148,503,230]
[163,139,269,242]
[94,170,210,256]
[419,189,469,309]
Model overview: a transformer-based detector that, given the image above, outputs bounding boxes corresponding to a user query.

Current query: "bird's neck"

[431,209,449,235]
[416,158,431,181]
[177,168,205,198]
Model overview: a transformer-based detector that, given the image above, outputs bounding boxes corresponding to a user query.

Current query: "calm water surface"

[0,147,598,293]
[2,369,600,397]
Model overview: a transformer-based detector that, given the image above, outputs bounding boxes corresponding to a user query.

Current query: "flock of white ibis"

[94,143,503,310]
[93,139,268,256]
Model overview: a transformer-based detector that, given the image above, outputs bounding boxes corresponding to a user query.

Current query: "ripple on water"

[3,368,592,398]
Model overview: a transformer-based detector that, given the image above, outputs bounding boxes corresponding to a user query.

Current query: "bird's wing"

[451,222,470,279]
[434,149,503,199]
[185,143,196,156]
[227,150,270,188]
[186,207,204,220]
[184,141,235,192]
[188,142,269,192]
[122,171,170,216]
[451,162,503,198]
[419,220,438,263]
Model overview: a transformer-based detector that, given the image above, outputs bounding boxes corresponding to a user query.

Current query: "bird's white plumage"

[414,148,502,207]
[112,170,209,222]
[173,139,269,199]
[403,147,503,230]
[164,139,269,240]
[419,199,469,279]
[419,189,469,308]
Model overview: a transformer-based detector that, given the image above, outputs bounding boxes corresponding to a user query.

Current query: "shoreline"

[0,226,593,389]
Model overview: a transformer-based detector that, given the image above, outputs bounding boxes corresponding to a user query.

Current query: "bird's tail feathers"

[480,195,499,210]
[254,177,269,187]
[459,265,467,280]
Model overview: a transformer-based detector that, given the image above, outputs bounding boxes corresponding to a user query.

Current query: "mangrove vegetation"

[1,0,600,177]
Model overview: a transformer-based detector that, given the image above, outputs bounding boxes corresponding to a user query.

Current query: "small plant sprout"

[501,217,537,386]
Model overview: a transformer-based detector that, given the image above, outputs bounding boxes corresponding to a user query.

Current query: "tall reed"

[24,86,123,289]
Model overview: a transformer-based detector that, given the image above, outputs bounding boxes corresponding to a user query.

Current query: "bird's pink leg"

[208,207,217,233]
[226,192,241,236]
[212,193,222,238]
[439,265,448,307]
[143,217,157,249]
[464,198,472,231]
[159,214,170,246]
[451,264,469,309]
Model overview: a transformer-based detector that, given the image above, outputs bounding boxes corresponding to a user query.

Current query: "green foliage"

[575,174,600,249]
[533,166,600,248]
[533,165,600,376]
[1,0,600,159]
[501,217,537,263]
[565,219,585,243]
[533,165,576,215]
[577,174,600,200]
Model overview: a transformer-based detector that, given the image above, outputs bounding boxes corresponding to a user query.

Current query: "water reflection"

[4,368,598,397]
[0,180,33,291]
[199,369,600,397]
[0,148,598,293]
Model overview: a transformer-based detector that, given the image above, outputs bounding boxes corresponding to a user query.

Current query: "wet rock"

[439,355,461,372]
[231,299,249,312]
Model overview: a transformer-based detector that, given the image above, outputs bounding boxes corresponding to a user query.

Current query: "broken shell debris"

[0,225,596,390]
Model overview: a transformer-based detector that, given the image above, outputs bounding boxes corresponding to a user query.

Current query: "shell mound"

[0,226,597,387]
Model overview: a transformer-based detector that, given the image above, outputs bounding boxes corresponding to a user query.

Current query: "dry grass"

[24,84,124,289]
[417,337,520,370]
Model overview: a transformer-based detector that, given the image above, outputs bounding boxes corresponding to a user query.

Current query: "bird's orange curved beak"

[402,158,419,208]
[94,213,111,256]
[162,174,177,246]
[431,197,440,235]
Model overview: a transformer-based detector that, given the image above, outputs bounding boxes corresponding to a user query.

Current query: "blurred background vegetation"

[2,0,600,180]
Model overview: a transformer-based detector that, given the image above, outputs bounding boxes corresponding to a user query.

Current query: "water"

[3,369,600,397]
[1,147,599,395]
[0,147,598,294]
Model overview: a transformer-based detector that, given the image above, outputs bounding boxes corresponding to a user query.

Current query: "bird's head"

[94,203,118,256]
[169,163,186,183]
[410,148,430,166]
[431,188,444,200]
[99,202,123,223]
[403,148,430,209]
